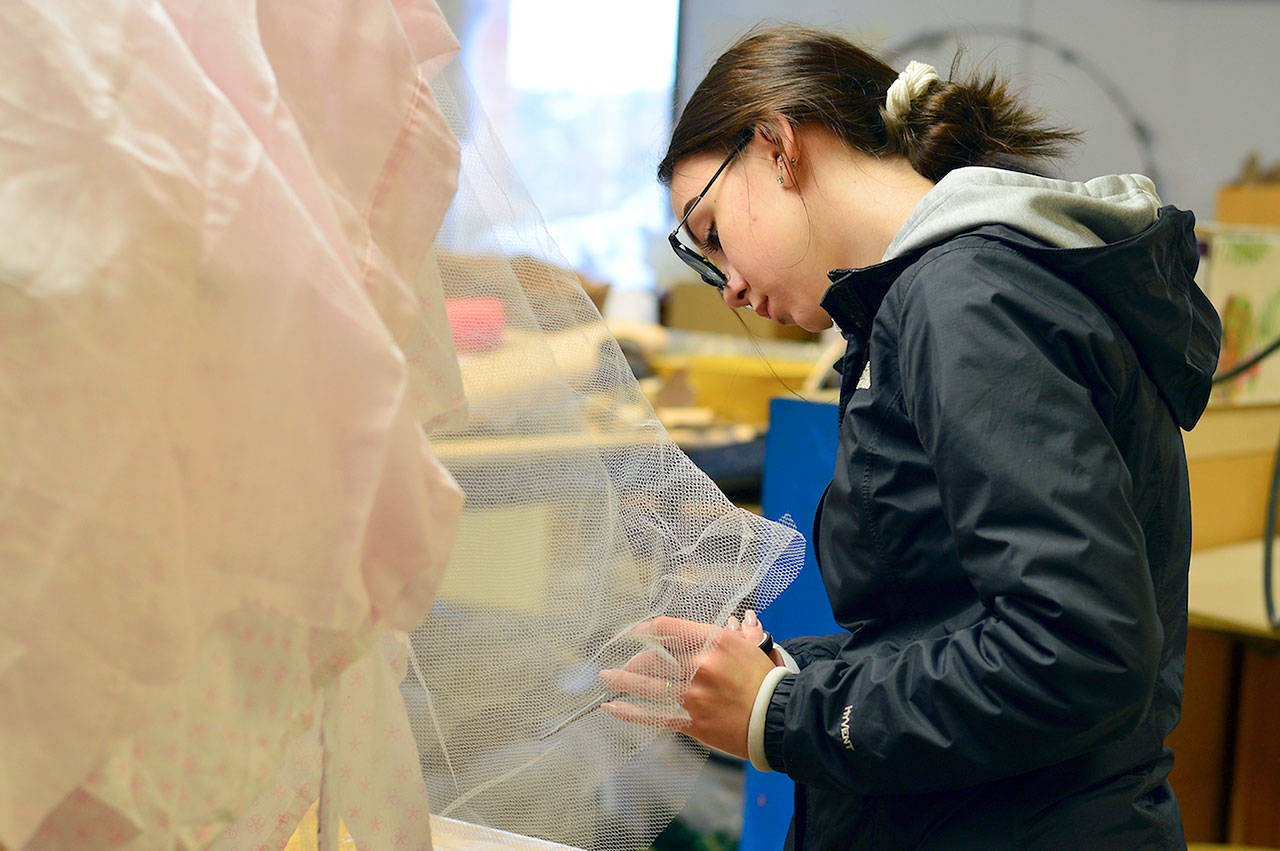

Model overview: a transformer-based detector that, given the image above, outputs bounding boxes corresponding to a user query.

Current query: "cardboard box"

[662,282,816,342]
[1184,404,1280,550]
[1217,183,1280,228]
[1200,224,1280,405]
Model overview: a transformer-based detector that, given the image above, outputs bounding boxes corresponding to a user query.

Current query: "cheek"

[744,202,810,271]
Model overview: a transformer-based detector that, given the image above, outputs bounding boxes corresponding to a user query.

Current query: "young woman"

[601,25,1221,849]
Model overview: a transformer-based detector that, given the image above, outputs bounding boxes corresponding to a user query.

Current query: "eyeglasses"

[668,131,753,291]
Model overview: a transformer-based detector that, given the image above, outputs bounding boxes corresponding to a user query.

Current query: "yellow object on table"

[649,353,813,424]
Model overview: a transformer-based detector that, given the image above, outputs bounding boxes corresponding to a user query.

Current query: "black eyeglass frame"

[667,130,753,292]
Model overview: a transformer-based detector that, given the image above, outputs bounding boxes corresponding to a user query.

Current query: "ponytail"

[888,69,1079,182]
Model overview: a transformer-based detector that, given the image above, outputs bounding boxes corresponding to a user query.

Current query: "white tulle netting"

[0,2,803,849]
[402,65,804,850]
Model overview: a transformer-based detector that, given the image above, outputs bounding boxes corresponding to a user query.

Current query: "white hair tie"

[885,60,940,126]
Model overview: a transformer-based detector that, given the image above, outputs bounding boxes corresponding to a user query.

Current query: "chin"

[795,313,834,333]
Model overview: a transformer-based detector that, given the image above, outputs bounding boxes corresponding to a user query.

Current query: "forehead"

[669,151,733,217]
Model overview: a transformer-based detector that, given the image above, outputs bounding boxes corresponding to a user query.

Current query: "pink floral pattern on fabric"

[1,0,463,847]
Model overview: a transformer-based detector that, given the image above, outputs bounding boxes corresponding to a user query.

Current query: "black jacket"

[765,207,1221,850]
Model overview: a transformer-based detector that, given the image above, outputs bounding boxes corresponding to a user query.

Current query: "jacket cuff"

[778,638,810,669]
[776,645,801,673]
[763,671,797,775]
[778,634,841,669]
[747,667,791,771]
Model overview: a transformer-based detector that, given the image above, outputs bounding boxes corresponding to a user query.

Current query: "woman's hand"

[598,616,778,759]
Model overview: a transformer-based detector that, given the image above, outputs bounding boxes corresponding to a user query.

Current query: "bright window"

[449,0,680,296]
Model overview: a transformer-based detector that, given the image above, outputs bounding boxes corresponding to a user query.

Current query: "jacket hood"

[861,168,1221,429]
[884,167,1166,259]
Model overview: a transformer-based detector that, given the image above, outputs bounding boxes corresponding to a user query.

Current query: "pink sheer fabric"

[0,0,464,847]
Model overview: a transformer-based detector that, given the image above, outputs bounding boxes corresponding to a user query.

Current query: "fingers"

[599,700,690,729]
[620,648,681,679]
[599,668,681,704]
[739,608,765,644]
[632,613,768,646]
[603,633,696,711]
[603,614,773,743]
[631,616,721,645]
[599,617,775,753]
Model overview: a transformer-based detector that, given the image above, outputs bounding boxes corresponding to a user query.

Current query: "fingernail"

[743,609,759,628]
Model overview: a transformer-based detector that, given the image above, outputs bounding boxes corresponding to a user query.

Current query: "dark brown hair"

[658,25,1079,186]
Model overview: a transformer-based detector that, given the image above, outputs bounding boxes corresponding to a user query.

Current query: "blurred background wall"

[677,0,1280,220]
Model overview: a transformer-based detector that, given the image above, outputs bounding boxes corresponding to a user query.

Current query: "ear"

[755,116,800,189]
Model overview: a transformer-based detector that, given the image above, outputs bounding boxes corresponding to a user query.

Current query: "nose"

[722,270,750,309]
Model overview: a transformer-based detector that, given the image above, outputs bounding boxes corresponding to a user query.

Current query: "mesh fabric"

[403,65,804,850]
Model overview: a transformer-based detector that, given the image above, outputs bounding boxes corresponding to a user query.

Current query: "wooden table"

[1189,540,1280,639]
[1173,540,1280,847]
[285,805,583,850]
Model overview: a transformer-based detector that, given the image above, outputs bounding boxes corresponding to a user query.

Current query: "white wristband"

[747,667,792,772]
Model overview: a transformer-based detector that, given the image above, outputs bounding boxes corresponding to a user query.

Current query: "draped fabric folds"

[0,2,804,849]
[1,1,463,847]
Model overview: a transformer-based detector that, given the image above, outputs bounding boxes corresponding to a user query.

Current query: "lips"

[755,296,771,320]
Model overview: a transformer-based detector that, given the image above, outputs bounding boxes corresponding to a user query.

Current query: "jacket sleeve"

[779,634,848,670]
[763,243,1163,794]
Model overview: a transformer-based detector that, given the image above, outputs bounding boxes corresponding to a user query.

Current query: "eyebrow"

[676,130,752,228]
